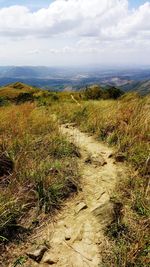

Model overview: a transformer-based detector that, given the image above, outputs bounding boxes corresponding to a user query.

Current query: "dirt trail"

[14,125,127,267]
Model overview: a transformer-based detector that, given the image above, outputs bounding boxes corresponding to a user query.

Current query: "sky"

[0,0,149,66]
[0,1,53,10]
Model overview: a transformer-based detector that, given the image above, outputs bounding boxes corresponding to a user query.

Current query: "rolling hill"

[128,80,150,95]
[0,66,150,95]
[0,82,39,100]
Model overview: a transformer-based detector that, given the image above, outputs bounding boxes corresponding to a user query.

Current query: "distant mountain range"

[0,66,150,95]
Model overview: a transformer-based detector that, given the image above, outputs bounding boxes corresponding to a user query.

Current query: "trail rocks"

[42,253,58,265]
[75,202,88,214]
[26,245,48,263]
[64,123,76,128]
[71,224,84,243]
[108,153,114,158]
[85,153,107,166]
[65,228,72,241]
[115,153,126,162]
[91,201,113,224]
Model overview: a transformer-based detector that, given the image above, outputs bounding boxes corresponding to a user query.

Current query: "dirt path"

[11,124,127,267]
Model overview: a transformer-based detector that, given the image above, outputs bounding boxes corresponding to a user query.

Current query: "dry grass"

[0,102,80,246]
[52,92,150,266]
[0,82,38,100]
[0,84,149,266]
[54,93,150,173]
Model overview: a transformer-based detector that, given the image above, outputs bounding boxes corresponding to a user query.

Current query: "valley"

[0,66,150,94]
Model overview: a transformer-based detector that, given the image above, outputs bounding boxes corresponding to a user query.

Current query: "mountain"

[0,66,58,79]
[0,66,150,94]
[123,80,150,95]
[0,82,39,100]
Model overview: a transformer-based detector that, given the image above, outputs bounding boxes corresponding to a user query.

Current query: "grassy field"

[0,82,149,266]
[52,92,150,266]
[0,86,80,249]
[55,93,150,174]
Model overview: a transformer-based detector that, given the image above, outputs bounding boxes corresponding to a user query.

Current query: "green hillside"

[122,80,150,95]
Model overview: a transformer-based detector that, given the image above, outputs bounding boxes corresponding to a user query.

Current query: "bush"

[0,97,9,107]
[83,85,124,100]
[15,92,34,104]
[84,85,103,100]
[103,86,124,99]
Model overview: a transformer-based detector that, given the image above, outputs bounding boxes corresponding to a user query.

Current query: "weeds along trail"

[0,105,79,266]
[19,124,128,267]
[0,85,149,266]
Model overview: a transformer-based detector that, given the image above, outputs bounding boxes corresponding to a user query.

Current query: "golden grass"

[51,92,150,266]
[0,83,38,100]
[53,93,150,172]
[0,86,149,265]
[0,102,79,243]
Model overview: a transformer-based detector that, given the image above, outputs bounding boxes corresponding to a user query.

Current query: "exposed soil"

[1,124,128,267]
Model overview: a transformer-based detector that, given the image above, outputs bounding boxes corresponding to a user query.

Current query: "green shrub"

[84,85,103,100]
[0,97,9,107]
[15,92,34,104]
[104,86,124,99]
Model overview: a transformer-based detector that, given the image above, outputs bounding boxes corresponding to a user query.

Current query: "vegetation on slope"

[0,82,37,101]
[0,85,80,252]
[0,82,60,106]
[83,84,124,100]
[123,80,150,95]
[51,91,150,266]
[0,82,149,266]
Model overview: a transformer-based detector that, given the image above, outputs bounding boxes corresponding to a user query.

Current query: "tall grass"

[54,93,150,174]
[0,103,79,243]
[0,86,149,266]
[52,92,150,266]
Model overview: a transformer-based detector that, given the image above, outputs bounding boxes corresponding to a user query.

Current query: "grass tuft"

[51,92,150,266]
[0,102,80,245]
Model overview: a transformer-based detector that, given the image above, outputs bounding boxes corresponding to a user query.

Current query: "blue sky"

[0,1,54,10]
[129,0,148,8]
[0,0,147,9]
[0,0,150,66]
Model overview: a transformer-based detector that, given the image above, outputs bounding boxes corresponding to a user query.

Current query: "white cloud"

[27,49,40,55]
[0,0,150,65]
[0,0,149,40]
[49,48,59,54]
